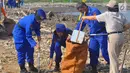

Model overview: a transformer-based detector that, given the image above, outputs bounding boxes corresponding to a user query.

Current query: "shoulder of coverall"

[87,6,101,15]
[18,14,36,27]
[65,28,72,35]
[87,6,106,26]
[22,14,35,20]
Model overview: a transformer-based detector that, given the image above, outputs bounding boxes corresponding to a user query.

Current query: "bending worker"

[12,8,46,73]
[75,2,110,73]
[49,24,72,72]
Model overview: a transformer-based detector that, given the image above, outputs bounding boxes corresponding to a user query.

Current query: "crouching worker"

[48,24,72,72]
[12,8,46,73]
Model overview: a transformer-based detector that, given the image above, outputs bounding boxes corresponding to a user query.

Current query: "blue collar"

[86,6,91,16]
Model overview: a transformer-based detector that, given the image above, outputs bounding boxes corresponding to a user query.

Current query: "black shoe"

[29,66,38,72]
[29,63,38,72]
[91,70,98,73]
[53,67,60,72]
[53,63,60,72]
[91,65,98,73]
[20,69,28,73]
[19,64,28,73]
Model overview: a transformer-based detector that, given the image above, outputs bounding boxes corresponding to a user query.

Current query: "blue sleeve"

[66,28,72,35]
[93,9,101,15]
[75,20,86,31]
[34,24,41,36]
[50,34,56,58]
[35,29,41,36]
[26,24,37,48]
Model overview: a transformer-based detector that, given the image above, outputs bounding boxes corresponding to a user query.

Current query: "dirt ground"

[0,3,130,73]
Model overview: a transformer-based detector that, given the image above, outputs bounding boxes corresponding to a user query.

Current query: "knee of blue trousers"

[15,43,26,65]
[89,38,99,66]
[55,42,62,63]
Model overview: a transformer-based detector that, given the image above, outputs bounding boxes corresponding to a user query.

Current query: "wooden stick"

[76,12,86,43]
[76,20,84,43]
[38,42,41,73]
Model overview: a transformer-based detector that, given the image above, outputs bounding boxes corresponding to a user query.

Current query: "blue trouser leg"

[15,43,26,66]
[89,37,99,66]
[54,42,62,63]
[26,42,34,64]
[15,41,34,65]
[96,36,110,64]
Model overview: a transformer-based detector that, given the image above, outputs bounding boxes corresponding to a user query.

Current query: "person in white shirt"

[0,0,6,21]
[81,1,130,73]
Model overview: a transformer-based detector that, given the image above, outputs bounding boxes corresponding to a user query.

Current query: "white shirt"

[96,11,127,33]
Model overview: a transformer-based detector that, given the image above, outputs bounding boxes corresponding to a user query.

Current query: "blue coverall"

[50,25,72,64]
[13,14,41,66]
[7,0,16,8]
[20,0,24,6]
[75,6,109,66]
[7,0,12,8]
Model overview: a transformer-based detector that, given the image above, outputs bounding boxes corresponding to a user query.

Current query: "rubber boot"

[28,63,38,72]
[53,62,60,72]
[91,65,98,73]
[19,65,28,73]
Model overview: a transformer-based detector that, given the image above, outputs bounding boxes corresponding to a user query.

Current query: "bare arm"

[82,16,97,20]
[124,24,130,31]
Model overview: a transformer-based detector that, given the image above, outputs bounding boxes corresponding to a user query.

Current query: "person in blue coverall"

[20,0,24,6]
[12,8,46,73]
[75,2,109,73]
[7,0,12,8]
[49,24,72,72]
[7,0,16,8]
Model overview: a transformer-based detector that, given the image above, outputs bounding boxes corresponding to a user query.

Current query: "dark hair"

[108,5,119,12]
[76,2,88,10]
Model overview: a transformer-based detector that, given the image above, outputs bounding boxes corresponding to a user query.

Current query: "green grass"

[24,0,130,3]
